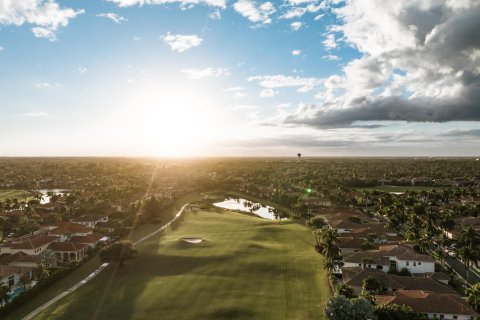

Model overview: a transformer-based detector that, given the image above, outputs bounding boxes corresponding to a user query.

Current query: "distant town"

[0,157,479,319]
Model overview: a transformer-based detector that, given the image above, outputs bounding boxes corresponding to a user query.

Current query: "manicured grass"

[4,193,203,320]
[0,189,32,201]
[356,185,448,193]
[32,208,330,320]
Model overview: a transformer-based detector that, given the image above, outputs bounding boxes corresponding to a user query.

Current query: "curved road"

[22,203,190,320]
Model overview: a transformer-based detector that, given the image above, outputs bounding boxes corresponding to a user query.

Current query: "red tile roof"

[49,222,92,235]
[70,234,103,244]
[9,235,58,250]
[375,290,479,316]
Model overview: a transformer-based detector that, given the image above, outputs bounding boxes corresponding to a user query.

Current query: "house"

[342,244,435,274]
[0,252,39,269]
[380,244,435,274]
[70,234,104,249]
[0,235,59,255]
[0,265,33,289]
[48,242,89,264]
[47,222,93,241]
[375,290,479,320]
[342,267,456,295]
[71,215,108,228]
[95,221,117,233]
[343,250,391,272]
[338,237,367,256]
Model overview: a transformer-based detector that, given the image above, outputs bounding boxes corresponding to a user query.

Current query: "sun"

[115,81,217,157]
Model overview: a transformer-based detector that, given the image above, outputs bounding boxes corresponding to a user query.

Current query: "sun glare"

[116,82,217,157]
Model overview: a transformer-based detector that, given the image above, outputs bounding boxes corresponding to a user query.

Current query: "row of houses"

[0,220,108,293]
[324,210,479,320]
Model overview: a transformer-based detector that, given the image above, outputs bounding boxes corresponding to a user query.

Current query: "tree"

[306,216,327,229]
[457,226,480,284]
[99,240,137,267]
[466,283,480,312]
[18,273,32,291]
[325,295,352,320]
[374,303,428,320]
[362,276,383,295]
[325,295,376,320]
[38,249,57,268]
[335,283,356,299]
[0,283,10,305]
[33,264,50,283]
[350,297,375,320]
[317,227,341,272]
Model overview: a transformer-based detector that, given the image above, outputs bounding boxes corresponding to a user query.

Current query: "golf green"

[34,209,330,320]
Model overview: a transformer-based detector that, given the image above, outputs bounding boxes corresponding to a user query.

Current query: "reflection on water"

[37,189,68,204]
[213,198,287,220]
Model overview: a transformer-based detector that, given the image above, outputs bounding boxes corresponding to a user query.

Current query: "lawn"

[32,208,330,320]
[0,189,32,202]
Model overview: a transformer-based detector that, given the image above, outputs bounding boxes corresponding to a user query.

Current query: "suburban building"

[342,267,456,295]
[47,222,93,241]
[0,265,33,289]
[0,235,58,255]
[342,244,435,274]
[48,242,89,264]
[375,290,479,320]
[71,215,108,228]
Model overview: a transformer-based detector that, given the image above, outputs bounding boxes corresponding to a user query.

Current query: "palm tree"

[18,273,32,291]
[318,227,341,272]
[0,283,10,305]
[362,276,382,294]
[457,226,480,284]
[466,283,480,312]
[33,264,50,283]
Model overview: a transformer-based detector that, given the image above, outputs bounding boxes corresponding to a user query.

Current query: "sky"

[0,0,479,157]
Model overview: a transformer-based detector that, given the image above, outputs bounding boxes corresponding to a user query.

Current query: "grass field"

[0,189,32,201]
[32,208,330,320]
[356,185,448,193]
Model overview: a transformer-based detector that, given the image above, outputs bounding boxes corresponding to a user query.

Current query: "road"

[445,255,480,285]
[21,203,190,320]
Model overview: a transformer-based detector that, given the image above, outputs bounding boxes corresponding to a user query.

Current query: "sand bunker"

[180,238,204,244]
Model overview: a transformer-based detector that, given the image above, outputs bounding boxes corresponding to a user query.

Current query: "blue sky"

[0,0,479,156]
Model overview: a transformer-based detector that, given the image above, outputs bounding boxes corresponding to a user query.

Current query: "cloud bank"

[280,0,480,128]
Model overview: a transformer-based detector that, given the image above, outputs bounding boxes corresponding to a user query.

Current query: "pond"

[37,189,69,204]
[213,198,287,221]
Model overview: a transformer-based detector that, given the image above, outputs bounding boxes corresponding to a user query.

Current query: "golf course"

[30,204,330,320]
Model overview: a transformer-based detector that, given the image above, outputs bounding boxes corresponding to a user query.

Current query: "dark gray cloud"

[280,2,480,129]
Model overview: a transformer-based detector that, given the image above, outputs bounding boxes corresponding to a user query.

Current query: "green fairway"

[32,209,330,320]
[0,189,31,201]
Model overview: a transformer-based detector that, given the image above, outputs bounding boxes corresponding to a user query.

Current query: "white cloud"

[96,13,127,24]
[247,75,322,92]
[133,36,141,41]
[181,67,229,79]
[0,46,4,52]
[322,34,337,49]
[32,27,56,41]
[233,0,276,25]
[281,7,307,19]
[107,0,226,8]
[21,112,49,117]
[209,9,222,19]
[323,54,340,61]
[76,66,87,74]
[226,86,244,92]
[35,82,52,88]
[0,1,84,40]
[292,49,302,56]
[314,13,324,20]
[234,92,246,99]
[160,33,203,52]
[290,21,303,31]
[260,88,278,97]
